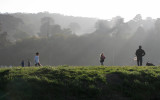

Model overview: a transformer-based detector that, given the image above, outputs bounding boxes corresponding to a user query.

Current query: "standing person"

[135,46,145,66]
[21,60,25,67]
[28,60,31,66]
[34,52,42,66]
[100,53,106,65]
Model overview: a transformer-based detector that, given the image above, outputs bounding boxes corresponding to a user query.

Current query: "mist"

[0,13,160,66]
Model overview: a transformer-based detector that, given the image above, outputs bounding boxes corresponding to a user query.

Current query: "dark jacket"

[100,55,105,62]
[136,49,145,58]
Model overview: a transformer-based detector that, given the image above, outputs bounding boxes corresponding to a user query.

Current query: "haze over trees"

[0,12,160,66]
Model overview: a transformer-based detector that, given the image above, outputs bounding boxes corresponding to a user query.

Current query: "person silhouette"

[21,60,25,67]
[28,60,31,66]
[135,46,145,66]
[34,52,42,66]
[100,53,106,65]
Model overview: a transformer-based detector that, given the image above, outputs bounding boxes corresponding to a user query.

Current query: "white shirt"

[34,56,39,63]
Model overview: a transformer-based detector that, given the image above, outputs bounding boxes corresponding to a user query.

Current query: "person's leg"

[100,61,103,65]
[140,57,143,66]
[38,63,41,66]
[137,57,140,66]
[101,62,104,65]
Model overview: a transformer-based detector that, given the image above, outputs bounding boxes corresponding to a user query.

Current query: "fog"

[0,13,160,66]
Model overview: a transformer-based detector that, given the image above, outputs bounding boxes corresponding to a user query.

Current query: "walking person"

[135,46,145,66]
[34,52,42,66]
[100,53,106,65]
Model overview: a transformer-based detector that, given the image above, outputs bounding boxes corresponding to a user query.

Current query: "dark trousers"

[100,62,104,65]
[137,57,142,66]
[35,63,41,66]
[100,59,104,65]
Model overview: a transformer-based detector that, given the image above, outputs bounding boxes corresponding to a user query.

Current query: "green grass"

[0,66,160,100]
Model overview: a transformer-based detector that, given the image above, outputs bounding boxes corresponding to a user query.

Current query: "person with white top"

[35,52,42,66]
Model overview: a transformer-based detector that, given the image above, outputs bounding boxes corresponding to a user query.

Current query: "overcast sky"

[1,0,160,21]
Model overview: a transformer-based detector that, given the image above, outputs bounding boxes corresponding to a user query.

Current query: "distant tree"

[136,26,145,34]
[41,17,54,25]
[0,22,1,32]
[62,28,73,34]
[50,24,62,35]
[142,17,155,31]
[94,20,111,34]
[39,17,54,37]
[12,30,30,40]
[155,18,160,33]
[133,14,142,22]
[111,16,124,27]
[110,16,127,37]
[127,14,143,33]
[0,14,23,31]
[68,22,81,33]
[0,32,10,47]
[40,17,70,37]
[132,26,145,43]
[132,14,143,28]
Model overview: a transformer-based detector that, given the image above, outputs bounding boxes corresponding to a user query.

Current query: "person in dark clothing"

[135,46,145,66]
[21,60,25,67]
[100,53,106,65]
[28,60,31,66]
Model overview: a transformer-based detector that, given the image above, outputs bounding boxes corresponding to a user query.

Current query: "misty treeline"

[0,13,160,66]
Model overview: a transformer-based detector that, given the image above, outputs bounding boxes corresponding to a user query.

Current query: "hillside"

[0,66,160,100]
[12,12,97,35]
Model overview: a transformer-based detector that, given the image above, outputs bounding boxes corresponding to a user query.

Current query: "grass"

[0,66,160,100]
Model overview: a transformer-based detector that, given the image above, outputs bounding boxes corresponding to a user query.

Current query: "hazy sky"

[1,0,160,21]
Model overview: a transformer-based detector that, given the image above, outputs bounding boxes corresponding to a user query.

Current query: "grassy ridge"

[0,66,160,100]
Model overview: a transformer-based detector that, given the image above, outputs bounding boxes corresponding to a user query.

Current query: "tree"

[0,22,1,32]
[68,22,81,34]
[155,18,160,33]
[0,15,23,31]
[50,24,62,35]
[109,16,127,37]
[111,16,124,27]
[133,14,142,22]
[0,32,10,47]
[62,28,72,34]
[94,20,111,34]
[39,17,54,37]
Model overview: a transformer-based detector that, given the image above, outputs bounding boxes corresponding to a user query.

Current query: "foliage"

[1,13,160,66]
[0,66,160,100]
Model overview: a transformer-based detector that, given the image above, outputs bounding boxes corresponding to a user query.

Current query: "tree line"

[0,13,160,66]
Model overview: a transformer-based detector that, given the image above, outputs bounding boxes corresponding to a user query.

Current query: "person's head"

[139,45,142,49]
[36,52,39,56]
[101,53,104,56]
